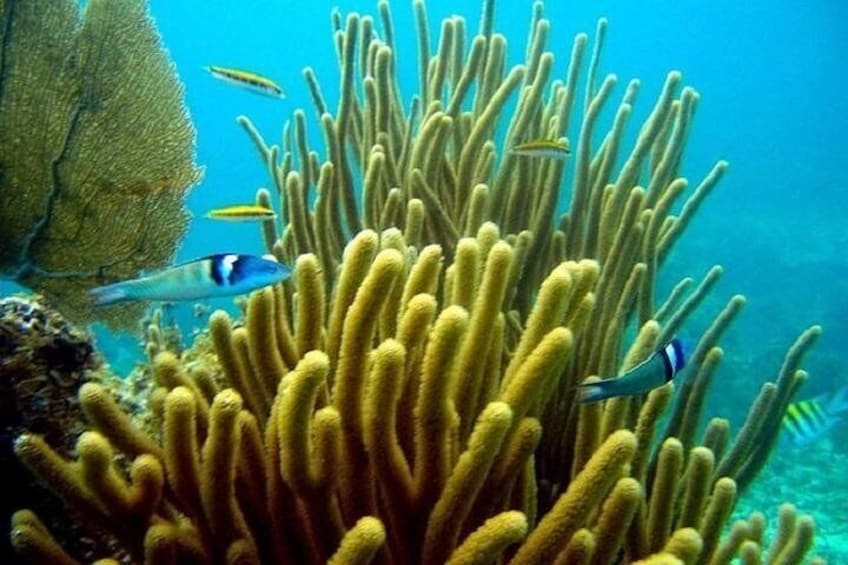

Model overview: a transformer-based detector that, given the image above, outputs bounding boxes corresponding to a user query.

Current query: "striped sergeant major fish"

[204,65,285,99]
[781,388,848,446]
[90,254,291,307]
[575,339,688,403]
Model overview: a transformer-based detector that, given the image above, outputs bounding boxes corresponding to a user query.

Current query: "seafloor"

[733,439,848,562]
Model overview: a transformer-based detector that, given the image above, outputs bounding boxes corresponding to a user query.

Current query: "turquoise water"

[3,0,846,561]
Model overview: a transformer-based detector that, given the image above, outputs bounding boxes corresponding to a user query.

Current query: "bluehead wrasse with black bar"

[575,338,688,403]
[206,204,277,222]
[204,65,286,99]
[509,138,570,159]
[89,254,291,306]
[781,387,848,446]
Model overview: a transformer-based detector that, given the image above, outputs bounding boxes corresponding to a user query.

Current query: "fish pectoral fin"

[574,379,619,404]
[575,383,604,404]
[827,387,848,415]
[89,282,132,307]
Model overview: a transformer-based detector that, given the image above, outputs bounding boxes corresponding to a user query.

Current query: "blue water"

[2,0,846,558]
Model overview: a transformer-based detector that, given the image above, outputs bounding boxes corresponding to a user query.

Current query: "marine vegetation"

[0,0,201,328]
[9,0,825,563]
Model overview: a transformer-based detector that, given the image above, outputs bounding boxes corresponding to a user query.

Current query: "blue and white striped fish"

[781,388,848,446]
[575,339,688,403]
[89,253,291,307]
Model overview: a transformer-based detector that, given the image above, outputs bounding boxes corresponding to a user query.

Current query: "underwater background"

[2,0,846,561]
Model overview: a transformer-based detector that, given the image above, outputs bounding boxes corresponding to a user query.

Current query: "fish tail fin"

[827,387,848,416]
[89,281,133,307]
[574,380,619,404]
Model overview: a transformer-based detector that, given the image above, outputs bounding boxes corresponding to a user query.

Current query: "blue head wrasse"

[205,204,277,222]
[781,387,848,446]
[575,338,688,403]
[509,138,570,159]
[89,254,291,307]
[204,65,285,99]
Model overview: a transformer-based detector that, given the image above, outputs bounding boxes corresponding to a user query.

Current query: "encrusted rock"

[1,294,101,453]
[0,294,113,562]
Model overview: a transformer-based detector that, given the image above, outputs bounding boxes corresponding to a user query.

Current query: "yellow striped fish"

[510,138,570,159]
[781,387,848,446]
[204,65,285,99]
[206,204,277,222]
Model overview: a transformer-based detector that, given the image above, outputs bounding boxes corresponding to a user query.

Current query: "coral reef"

[0,0,202,328]
[8,0,825,563]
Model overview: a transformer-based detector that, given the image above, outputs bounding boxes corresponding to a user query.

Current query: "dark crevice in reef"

[15,101,87,276]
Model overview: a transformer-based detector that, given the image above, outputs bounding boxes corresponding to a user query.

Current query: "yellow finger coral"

[10,234,822,563]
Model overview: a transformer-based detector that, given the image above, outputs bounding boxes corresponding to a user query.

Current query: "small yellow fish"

[204,65,285,99]
[206,204,277,222]
[510,139,570,159]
